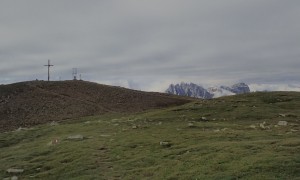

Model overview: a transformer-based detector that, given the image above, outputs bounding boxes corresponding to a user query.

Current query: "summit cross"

[44,60,54,81]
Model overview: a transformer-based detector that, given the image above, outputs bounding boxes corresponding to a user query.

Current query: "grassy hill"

[0,80,191,132]
[0,91,300,179]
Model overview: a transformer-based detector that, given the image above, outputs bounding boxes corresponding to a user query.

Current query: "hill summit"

[0,80,191,132]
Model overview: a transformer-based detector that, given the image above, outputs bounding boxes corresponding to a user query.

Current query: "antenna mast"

[44,60,54,81]
[72,68,78,80]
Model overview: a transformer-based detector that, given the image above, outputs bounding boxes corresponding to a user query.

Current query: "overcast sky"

[1,0,300,92]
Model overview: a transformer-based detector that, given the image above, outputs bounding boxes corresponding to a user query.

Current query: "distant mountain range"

[165,82,250,99]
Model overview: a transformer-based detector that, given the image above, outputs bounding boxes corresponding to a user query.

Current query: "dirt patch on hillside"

[0,80,192,132]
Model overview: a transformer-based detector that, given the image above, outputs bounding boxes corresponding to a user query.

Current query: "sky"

[1,0,300,92]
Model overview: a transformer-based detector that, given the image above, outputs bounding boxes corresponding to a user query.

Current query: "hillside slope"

[0,80,192,131]
[0,91,299,179]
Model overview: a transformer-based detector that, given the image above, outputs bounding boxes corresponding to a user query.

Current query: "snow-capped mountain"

[220,83,250,94]
[165,82,250,99]
[166,83,213,99]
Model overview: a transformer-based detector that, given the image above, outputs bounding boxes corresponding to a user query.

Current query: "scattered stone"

[188,122,197,128]
[249,125,256,129]
[201,117,207,121]
[84,121,91,124]
[221,128,229,131]
[278,121,288,126]
[132,125,138,129]
[100,134,111,137]
[291,129,298,132]
[160,141,171,148]
[50,121,59,126]
[6,168,24,173]
[260,122,266,129]
[213,129,220,132]
[3,176,18,180]
[11,176,18,180]
[67,134,84,140]
[111,119,119,122]
[15,127,29,132]
[279,114,286,117]
[158,122,162,125]
[188,122,194,126]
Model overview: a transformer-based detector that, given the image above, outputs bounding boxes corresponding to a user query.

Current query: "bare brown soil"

[0,80,192,132]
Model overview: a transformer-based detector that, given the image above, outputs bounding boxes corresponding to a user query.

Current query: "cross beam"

[44,60,54,81]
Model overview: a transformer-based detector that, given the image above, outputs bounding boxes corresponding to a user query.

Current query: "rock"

[221,128,229,131]
[279,114,286,117]
[260,122,266,129]
[188,122,194,126]
[3,177,18,180]
[213,129,220,132]
[50,121,59,126]
[160,141,171,148]
[132,125,138,129]
[201,117,207,121]
[249,125,256,129]
[11,176,18,180]
[6,168,24,173]
[100,134,111,137]
[84,121,90,124]
[278,121,288,126]
[15,127,29,132]
[67,135,84,140]
[188,122,196,128]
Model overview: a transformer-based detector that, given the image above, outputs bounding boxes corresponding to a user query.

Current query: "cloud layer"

[1,0,300,91]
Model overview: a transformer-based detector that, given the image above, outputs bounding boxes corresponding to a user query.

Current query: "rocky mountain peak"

[166,82,250,99]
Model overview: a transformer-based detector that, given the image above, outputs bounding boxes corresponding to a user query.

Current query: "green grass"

[1,92,300,179]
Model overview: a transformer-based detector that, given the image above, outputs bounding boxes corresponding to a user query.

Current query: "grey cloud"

[0,0,300,91]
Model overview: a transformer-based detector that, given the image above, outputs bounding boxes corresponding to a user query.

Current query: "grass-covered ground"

[1,92,300,179]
